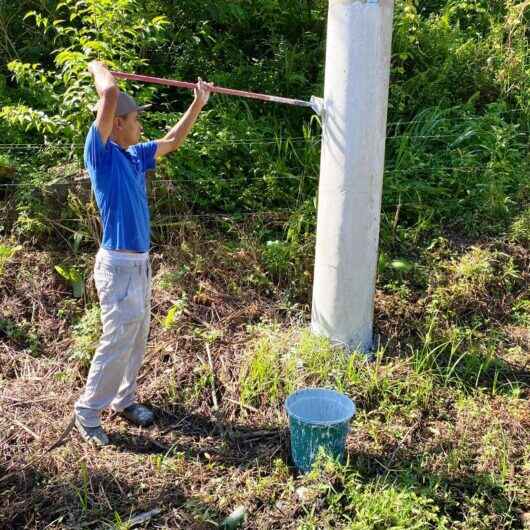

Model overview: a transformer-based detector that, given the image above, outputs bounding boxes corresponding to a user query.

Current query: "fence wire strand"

[0,122,527,151]
[0,164,500,190]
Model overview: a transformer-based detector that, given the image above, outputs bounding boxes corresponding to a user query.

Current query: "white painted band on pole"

[311,0,395,352]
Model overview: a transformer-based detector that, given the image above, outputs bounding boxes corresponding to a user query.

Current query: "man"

[74,60,212,446]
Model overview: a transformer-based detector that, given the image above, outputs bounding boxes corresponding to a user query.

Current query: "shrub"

[70,305,101,369]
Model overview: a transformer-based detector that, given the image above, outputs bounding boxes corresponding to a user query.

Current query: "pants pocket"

[97,270,146,324]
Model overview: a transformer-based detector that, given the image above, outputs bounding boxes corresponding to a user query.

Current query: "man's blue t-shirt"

[84,123,157,253]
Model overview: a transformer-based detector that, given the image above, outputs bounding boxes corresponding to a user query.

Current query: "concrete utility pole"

[311,0,395,353]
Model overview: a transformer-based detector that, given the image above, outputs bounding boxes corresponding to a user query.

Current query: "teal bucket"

[285,388,356,473]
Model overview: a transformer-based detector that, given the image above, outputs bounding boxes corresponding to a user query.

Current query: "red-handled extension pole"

[111,71,322,113]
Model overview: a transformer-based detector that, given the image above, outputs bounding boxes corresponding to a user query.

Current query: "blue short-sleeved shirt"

[84,123,157,253]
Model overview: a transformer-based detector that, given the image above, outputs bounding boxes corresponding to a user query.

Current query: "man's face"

[115,111,142,147]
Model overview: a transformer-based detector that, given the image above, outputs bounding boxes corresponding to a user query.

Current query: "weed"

[240,327,434,418]
[109,512,132,530]
[262,239,292,279]
[77,461,91,514]
[427,246,520,325]
[0,243,21,276]
[150,446,185,473]
[511,298,530,326]
[239,331,291,406]
[509,206,530,244]
[70,305,101,369]
[158,265,190,291]
[189,360,214,404]
[341,476,449,529]
[55,263,85,298]
[0,317,40,354]
[299,454,449,529]
[162,294,188,330]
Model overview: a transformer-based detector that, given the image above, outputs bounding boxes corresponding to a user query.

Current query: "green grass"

[0,243,21,276]
[235,296,527,528]
[69,305,101,369]
[509,206,530,245]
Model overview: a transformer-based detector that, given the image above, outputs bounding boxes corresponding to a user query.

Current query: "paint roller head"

[310,96,324,116]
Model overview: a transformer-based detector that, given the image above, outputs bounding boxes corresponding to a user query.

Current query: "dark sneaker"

[74,415,109,447]
[119,404,154,427]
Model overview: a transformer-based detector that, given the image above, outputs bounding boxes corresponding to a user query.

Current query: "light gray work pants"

[75,248,151,428]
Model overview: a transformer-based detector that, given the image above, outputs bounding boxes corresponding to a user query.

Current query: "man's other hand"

[88,60,107,76]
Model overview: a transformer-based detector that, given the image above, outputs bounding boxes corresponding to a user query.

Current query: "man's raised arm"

[88,61,119,144]
[155,78,213,159]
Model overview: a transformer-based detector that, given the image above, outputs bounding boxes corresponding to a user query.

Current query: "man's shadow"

[110,403,291,471]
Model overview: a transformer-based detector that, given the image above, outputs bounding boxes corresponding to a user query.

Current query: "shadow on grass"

[0,407,289,528]
[112,403,291,470]
[0,401,292,527]
[452,350,530,394]
[0,462,224,529]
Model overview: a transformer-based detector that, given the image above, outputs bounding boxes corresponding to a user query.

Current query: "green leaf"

[391,260,414,273]
[23,11,37,21]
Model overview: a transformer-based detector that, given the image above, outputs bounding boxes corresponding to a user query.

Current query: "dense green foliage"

[1,0,528,257]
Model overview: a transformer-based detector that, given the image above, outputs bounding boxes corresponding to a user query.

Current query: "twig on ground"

[0,395,55,404]
[11,417,40,440]
[46,414,76,453]
[225,397,259,413]
[159,417,188,435]
[229,429,284,441]
[387,420,422,467]
[146,437,170,452]
[206,343,219,411]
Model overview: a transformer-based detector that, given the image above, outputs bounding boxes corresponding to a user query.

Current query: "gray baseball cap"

[92,91,151,116]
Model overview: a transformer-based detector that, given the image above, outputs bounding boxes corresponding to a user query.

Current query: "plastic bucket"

[285,388,356,473]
